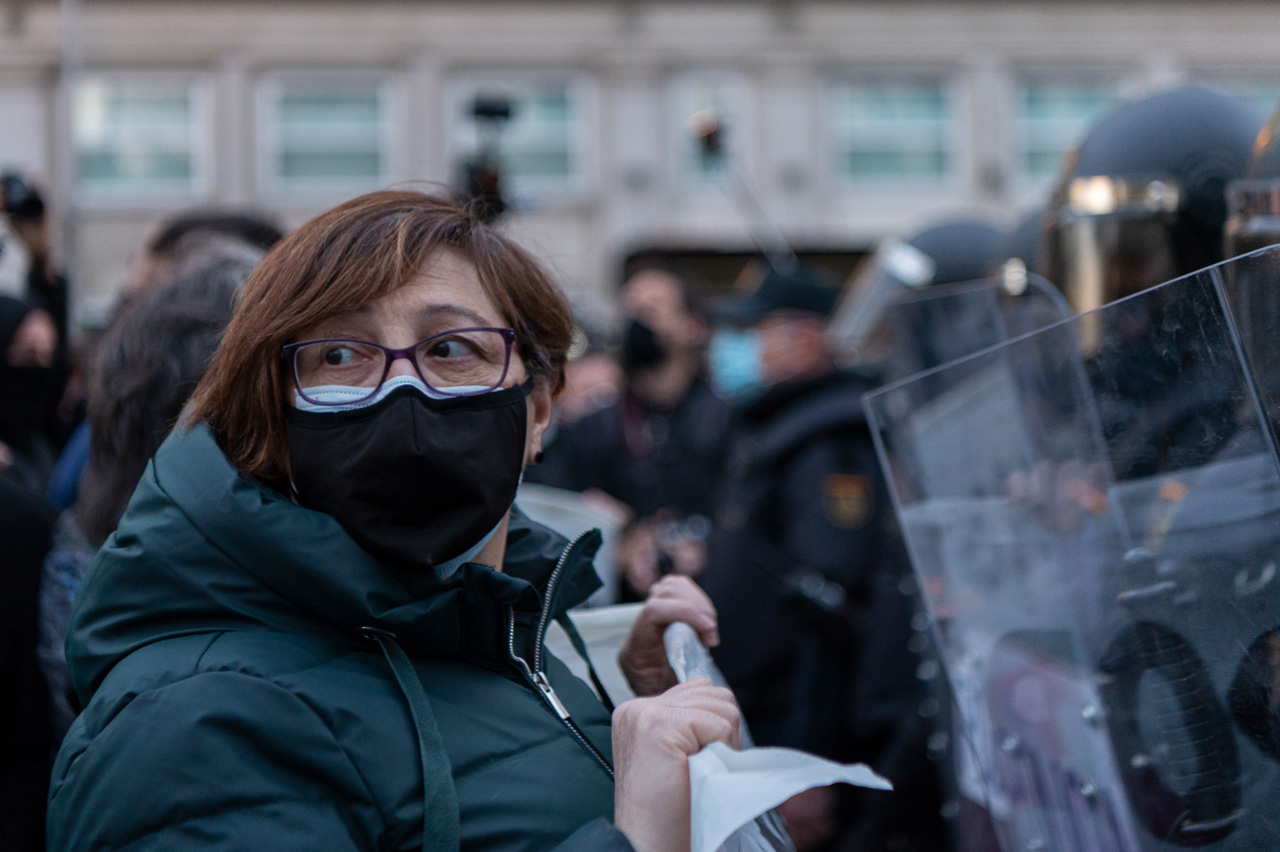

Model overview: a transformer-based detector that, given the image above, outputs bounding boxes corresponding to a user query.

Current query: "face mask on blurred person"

[286,375,532,577]
[708,328,764,402]
[620,318,667,371]
[0,363,53,449]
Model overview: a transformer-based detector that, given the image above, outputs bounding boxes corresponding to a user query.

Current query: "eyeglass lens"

[293,330,510,398]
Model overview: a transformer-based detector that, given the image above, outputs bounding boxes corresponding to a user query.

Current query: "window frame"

[1011,73,1124,186]
[255,69,401,201]
[1188,70,1280,119]
[825,72,959,191]
[71,70,211,207]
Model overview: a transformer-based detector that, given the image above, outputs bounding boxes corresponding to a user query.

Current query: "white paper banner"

[689,742,892,852]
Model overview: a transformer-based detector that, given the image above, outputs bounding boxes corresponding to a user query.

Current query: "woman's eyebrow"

[417,303,493,327]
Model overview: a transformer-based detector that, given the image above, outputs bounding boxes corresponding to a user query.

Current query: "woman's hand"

[618,575,719,697]
[612,678,741,852]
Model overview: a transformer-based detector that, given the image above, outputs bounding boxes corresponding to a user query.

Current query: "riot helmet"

[828,217,1006,357]
[1225,104,1280,257]
[1044,85,1263,314]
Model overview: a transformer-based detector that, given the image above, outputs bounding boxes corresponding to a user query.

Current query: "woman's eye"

[428,338,471,359]
[322,346,357,366]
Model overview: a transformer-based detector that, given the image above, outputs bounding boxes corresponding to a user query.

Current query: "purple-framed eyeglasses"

[282,327,517,407]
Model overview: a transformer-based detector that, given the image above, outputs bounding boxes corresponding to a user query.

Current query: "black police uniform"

[702,369,917,759]
[532,378,731,520]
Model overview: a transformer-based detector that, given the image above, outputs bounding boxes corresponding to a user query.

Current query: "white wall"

[3,0,1280,315]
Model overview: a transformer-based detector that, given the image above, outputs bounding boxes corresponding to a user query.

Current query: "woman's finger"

[637,596,719,646]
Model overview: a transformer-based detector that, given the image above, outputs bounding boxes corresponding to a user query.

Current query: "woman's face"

[291,249,553,466]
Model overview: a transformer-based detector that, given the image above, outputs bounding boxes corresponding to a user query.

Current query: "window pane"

[1016,81,1118,179]
[73,79,200,195]
[266,83,387,191]
[1200,80,1280,118]
[832,80,951,182]
[451,79,583,197]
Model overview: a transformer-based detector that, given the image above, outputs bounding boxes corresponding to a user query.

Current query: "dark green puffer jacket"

[47,424,634,852]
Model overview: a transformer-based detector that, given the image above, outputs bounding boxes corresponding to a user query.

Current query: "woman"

[47,191,738,852]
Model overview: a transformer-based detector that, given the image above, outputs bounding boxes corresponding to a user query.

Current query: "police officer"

[702,266,935,851]
[534,262,732,598]
[1226,102,1280,258]
[1041,85,1263,479]
[1223,101,1280,387]
[1043,84,1262,312]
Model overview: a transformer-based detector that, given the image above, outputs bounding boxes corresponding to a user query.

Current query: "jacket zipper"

[507,531,615,779]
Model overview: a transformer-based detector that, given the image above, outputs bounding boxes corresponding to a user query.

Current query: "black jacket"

[533,379,731,520]
[702,371,918,757]
[1,477,56,852]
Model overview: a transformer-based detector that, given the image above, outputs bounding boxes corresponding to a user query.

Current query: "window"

[830,79,952,183]
[446,75,588,203]
[1015,80,1119,179]
[259,74,394,196]
[73,75,206,199]
[669,73,748,189]
[1195,77,1280,119]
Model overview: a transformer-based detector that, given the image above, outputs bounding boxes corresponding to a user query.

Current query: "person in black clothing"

[0,295,60,495]
[533,264,732,598]
[702,266,936,852]
[0,475,57,852]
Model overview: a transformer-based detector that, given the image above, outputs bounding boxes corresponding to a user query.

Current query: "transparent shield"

[865,246,1280,852]
[878,273,1070,384]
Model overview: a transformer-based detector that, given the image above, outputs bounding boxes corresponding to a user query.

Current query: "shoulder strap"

[364,629,461,852]
[554,614,617,713]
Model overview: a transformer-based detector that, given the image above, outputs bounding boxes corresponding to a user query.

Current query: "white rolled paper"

[688,742,892,852]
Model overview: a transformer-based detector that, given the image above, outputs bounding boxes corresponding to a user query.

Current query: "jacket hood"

[68,423,601,704]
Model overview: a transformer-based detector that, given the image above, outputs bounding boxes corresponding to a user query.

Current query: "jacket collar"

[69,424,602,699]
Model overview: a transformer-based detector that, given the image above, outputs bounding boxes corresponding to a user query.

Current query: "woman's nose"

[385,354,420,380]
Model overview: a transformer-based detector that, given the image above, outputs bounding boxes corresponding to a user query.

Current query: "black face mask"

[285,381,532,571]
[620,318,667,371]
[0,365,53,449]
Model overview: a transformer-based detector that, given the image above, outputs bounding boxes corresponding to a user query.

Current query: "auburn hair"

[185,190,574,490]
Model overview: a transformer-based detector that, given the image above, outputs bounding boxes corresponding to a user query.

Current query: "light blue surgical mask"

[430,517,506,580]
[294,375,492,412]
[708,328,764,402]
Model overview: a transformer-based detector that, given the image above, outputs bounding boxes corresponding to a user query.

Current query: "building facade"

[2,0,1280,324]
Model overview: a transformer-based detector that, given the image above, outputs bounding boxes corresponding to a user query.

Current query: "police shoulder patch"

[822,473,873,529]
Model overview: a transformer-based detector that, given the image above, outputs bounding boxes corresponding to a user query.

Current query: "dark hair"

[621,258,706,319]
[146,210,285,258]
[185,190,575,490]
[75,244,256,546]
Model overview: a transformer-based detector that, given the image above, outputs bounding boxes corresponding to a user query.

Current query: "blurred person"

[0,295,60,494]
[1,172,67,346]
[535,263,731,598]
[702,266,935,852]
[558,348,623,426]
[0,473,57,852]
[1043,85,1263,478]
[1044,84,1261,311]
[122,208,284,299]
[38,238,255,743]
[45,221,280,513]
[47,191,739,852]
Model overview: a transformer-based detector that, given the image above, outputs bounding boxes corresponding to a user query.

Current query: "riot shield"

[864,246,1280,852]
[876,271,1069,383]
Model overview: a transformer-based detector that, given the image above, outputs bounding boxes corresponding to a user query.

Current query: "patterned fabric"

[37,509,95,744]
